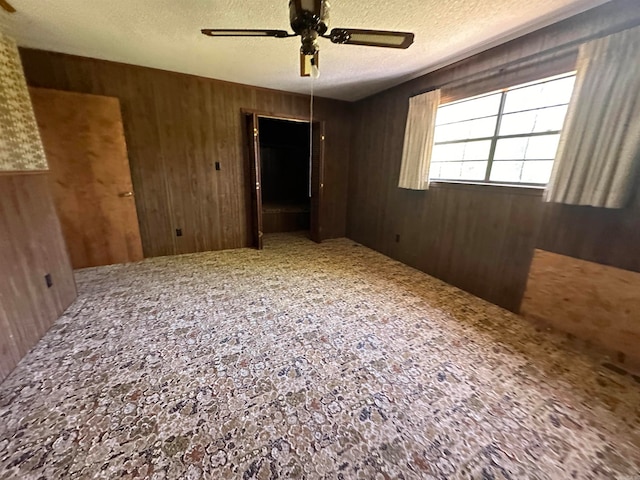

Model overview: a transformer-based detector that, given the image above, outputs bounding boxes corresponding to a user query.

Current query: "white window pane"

[540,76,575,106]
[434,122,472,143]
[499,111,537,136]
[439,162,463,179]
[469,116,498,138]
[436,93,501,125]
[533,105,569,133]
[434,116,497,142]
[525,134,560,159]
[429,162,443,179]
[494,137,528,160]
[432,143,465,162]
[521,160,554,184]
[504,76,575,113]
[432,140,491,162]
[461,161,488,181]
[500,105,569,136]
[490,161,523,182]
[462,140,492,160]
[503,84,544,113]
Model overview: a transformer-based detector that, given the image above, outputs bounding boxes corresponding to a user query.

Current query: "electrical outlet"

[215,161,221,171]
[45,273,53,288]
[176,228,183,237]
[395,234,400,243]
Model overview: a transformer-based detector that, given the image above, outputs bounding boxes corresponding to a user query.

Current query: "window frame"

[429,72,576,188]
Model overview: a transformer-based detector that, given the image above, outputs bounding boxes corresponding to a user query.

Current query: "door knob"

[118,191,134,198]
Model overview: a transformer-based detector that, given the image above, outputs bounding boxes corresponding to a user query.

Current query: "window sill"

[428,180,545,196]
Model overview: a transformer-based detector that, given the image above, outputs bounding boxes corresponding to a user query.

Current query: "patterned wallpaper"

[0,32,47,171]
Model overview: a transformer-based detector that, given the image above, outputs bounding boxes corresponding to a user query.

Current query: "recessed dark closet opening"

[258,117,311,234]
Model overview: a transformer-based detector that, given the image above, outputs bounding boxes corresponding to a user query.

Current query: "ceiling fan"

[0,0,16,13]
[201,0,415,77]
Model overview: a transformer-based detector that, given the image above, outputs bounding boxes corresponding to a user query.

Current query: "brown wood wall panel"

[537,192,640,274]
[263,212,310,234]
[19,49,352,258]
[347,0,640,312]
[0,173,76,382]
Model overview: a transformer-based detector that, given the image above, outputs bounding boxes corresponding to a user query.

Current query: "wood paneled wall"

[537,192,640,273]
[0,173,76,382]
[19,50,352,258]
[347,0,640,312]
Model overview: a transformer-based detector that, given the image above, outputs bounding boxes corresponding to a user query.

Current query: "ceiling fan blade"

[328,28,414,49]
[201,29,292,38]
[300,52,319,77]
[0,0,16,13]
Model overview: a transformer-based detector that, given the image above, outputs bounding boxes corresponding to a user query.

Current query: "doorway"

[244,112,325,249]
[260,117,310,236]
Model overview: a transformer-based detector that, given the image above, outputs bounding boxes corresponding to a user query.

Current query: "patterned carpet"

[1,233,639,479]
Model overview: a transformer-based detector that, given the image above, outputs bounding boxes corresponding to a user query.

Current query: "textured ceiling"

[2,0,609,101]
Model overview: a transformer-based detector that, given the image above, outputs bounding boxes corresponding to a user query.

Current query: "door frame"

[241,109,325,249]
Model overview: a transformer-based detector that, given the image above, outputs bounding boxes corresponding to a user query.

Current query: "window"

[429,73,576,186]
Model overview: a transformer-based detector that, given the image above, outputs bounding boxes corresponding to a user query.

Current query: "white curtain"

[545,26,640,208]
[398,89,441,190]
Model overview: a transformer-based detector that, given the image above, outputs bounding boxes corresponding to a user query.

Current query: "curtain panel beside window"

[398,89,441,190]
[545,26,640,208]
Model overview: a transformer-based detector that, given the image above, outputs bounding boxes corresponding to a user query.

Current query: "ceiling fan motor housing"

[289,0,330,55]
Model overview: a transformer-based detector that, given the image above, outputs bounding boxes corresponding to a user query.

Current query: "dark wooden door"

[310,121,325,243]
[245,113,264,249]
[29,87,144,268]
